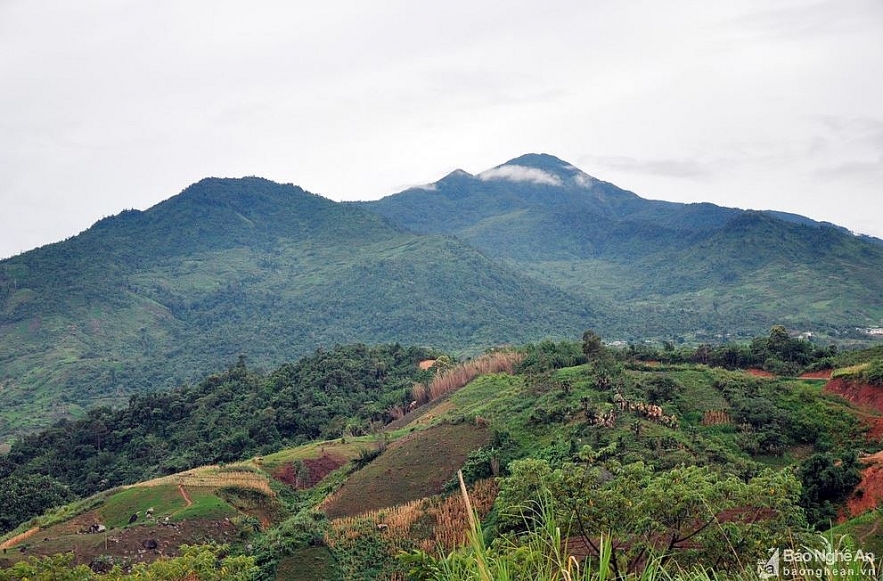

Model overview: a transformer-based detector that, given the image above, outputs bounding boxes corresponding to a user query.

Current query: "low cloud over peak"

[477,164,563,186]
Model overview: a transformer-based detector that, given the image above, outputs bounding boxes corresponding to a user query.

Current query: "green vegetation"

[4,162,883,440]
[0,343,437,533]
[363,154,883,344]
[1,330,882,579]
[403,479,878,581]
[0,544,256,580]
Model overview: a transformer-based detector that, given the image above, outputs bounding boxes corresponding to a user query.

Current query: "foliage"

[0,473,75,532]
[493,459,807,576]
[799,452,863,529]
[0,544,256,580]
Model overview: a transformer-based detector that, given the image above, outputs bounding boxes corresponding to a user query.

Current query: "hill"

[0,177,595,441]
[2,334,881,579]
[359,153,883,340]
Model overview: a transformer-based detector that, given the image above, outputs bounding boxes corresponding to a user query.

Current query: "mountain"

[0,177,595,441]
[2,155,883,441]
[359,153,883,338]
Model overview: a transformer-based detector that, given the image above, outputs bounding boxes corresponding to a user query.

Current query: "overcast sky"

[1,0,881,259]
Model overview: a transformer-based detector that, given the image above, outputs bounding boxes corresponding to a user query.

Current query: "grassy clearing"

[830,510,883,556]
[99,485,186,527]
[170,487,237,522]
[97,483,239,527]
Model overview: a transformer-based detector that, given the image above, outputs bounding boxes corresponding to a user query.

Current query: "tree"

[0,473,74,533]
[581,330,605,362]
[0,544,257,580]
[799,452,862,529]
[495,459,806,577]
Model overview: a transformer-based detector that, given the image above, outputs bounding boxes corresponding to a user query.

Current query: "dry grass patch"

[326,478,498,556]
[412,351,523,406]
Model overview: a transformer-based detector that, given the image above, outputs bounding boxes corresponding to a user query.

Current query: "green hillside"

[2,334,881,580]
[0,178,596,441]
[3,155,883,441]
[361,154,883,341]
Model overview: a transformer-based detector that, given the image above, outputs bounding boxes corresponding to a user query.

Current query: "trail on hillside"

[178,484,193,507]
[0,526,39,550]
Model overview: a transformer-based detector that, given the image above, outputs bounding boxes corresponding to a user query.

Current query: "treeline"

[621,325,839,375]
[0,343,438,534]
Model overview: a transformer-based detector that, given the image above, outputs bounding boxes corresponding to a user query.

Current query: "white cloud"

[571,173,595,188]
[477,165,563,186]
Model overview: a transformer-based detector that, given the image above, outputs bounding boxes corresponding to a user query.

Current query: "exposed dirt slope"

[825,379,883,518]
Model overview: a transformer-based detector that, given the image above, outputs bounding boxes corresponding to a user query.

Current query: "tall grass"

[412,351,524,406]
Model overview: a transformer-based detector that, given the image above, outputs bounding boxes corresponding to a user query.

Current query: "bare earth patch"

[320,422,491,519]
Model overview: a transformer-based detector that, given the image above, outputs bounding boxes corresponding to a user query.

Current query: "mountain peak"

[477,153,596,188]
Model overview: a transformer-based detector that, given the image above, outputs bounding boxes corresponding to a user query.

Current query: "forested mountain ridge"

[360,153,883,337]
[0,177,595,441]
[2,155,883,441]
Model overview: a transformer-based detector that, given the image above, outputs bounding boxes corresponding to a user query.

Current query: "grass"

[829,510,883,556]
[171,487,237,521]
[258,438,375,472]
[834,364,871,379]
[99,485,188,527]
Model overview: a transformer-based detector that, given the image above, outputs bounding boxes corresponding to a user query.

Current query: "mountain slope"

[0,178,596,441]
[359,154,883,338]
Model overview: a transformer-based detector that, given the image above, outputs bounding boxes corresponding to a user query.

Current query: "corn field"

[412,351,524,406]
[129,467,274,497]
[325,478,498,556]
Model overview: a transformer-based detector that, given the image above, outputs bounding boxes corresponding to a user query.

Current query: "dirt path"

[0,526,40,550]
[178,484,193,507]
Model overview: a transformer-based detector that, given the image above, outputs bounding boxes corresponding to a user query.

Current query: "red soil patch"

[825,379,883,442]
[825,378,883,411]
[845,451,883,519]
[800,370,833,380]
[273,452,347,489]
[825,379,883,520]
[824,378,883,441]
[746,368,776,378]
[418,359,437,370]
